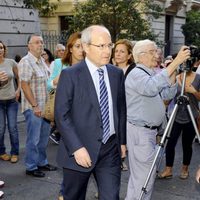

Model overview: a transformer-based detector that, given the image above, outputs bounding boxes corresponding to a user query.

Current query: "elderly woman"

[125,39,190,200]
[54,43,65,59]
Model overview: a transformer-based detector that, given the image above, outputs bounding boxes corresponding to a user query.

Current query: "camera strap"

[136,66,163,98]
[136,66,151,76]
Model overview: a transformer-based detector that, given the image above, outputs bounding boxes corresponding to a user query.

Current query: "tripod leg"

[186,105,200,143]
[138,104,178,200]
[156,124,172,173]
[156,112,177,173]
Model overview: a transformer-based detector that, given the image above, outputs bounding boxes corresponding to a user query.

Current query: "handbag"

[43,89,56,122]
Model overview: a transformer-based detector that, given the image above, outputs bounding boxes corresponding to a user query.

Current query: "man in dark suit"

[55,25,126,200]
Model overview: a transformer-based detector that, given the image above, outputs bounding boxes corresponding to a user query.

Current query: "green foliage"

[182,10,200,47]
[70,0,163,42]
[22,0,59,16]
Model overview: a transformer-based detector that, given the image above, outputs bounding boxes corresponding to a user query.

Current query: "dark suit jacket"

[55,60,126,172]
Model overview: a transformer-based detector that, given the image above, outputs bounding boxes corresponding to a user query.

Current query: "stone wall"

[0,0,40,59]
[151,0,200,55]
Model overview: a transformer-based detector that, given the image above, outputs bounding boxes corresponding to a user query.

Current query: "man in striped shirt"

[18,34,57,177]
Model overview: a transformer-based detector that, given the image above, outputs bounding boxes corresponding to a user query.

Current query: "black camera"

[185,45,200,71]
[190,45,200,58]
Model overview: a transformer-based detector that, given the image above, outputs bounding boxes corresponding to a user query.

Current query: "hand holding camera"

[166,46,191,77]
[173,46,191,67]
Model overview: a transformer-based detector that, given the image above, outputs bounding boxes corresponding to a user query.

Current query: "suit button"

[98,138,102,142]
[100,125,103,129]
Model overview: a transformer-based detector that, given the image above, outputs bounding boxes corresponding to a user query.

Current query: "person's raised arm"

[166,46,190,77]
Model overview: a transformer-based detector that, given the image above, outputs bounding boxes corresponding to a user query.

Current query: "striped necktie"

[97,68,110,144]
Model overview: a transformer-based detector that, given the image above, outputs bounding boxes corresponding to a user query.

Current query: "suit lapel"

[78,61,101,121]
[106,65,118,130]
[107,65,117,108]
[77,62,118,122]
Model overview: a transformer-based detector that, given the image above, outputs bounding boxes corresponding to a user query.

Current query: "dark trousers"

[62,136,121,200]
[166,121,196,167]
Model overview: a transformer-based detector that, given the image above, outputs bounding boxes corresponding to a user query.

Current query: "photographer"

[159,53,200,180]
[125,39,190,200]
[159,71,200,179]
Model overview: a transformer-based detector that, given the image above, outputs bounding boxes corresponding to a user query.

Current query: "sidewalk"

[1,119,200,199]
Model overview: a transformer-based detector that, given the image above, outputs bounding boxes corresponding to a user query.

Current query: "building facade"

[1,0,199,58]
[41,0,200,56]
[151,0,200,55]
[0,0,40,58]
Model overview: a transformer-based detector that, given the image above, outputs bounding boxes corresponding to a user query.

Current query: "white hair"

[133,39,157,63]
[55,43,65,51]
[81,25,111,44]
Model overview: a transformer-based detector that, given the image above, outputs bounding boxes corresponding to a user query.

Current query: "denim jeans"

[0,98,19,155]
[23,109,50,171]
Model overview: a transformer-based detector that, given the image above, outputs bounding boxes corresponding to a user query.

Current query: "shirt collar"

[85,57,106,75]
[28,52,43,64]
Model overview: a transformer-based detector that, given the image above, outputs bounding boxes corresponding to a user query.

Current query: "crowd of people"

[0,24,200,200]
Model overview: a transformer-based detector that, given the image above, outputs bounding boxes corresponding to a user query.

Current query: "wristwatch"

[32,104,38,108]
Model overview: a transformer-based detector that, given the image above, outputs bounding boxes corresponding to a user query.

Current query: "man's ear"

[27,43,31,51]
[82,43,89,54]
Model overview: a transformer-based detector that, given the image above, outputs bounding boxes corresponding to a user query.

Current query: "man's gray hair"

[133,39,157,63]
[81,25,111,44]
[27,33,42,44]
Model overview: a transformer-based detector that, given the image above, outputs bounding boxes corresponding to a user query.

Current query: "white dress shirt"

[85,57,115,137]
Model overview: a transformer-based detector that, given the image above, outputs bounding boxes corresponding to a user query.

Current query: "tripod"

[138,68,200,200]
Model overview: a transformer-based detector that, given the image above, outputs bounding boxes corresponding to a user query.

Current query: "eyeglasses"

[29,41,44,45]
[57,49,65,52]
[140,49,158,55]
[89,43,114,50]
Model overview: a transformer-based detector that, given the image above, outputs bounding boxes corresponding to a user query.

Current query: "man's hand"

[174,46,191,66]
[121,145,127,159]
[166,46,190,76]
[33,105,42,117]
[74,147,92,168]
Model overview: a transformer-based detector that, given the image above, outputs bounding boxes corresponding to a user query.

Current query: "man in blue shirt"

[125,39,190,200]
